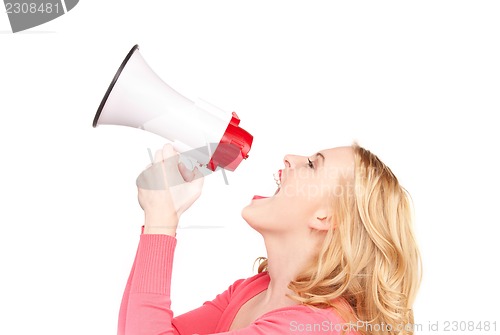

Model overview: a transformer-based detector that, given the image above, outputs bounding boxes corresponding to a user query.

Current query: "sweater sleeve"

[118,232,244,335]
[124,234,176,335]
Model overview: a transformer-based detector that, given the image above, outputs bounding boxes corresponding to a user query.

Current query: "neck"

[259,231,319,306]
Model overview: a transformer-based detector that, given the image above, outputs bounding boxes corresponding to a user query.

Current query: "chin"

[241,204,268,234]
[241,204,255,227]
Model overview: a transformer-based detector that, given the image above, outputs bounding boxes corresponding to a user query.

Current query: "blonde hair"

[257,143,422,335]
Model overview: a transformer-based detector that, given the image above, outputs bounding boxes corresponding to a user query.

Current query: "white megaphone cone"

[93,45,253,171]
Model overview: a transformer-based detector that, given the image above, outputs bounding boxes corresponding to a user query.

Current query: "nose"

[283,154,302,168]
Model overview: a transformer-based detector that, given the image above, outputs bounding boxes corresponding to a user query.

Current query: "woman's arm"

[122,234,176,335]
[117,231,243,335]
[119,144,206,334]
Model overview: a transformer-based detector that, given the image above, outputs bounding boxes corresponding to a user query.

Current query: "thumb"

[176,163,204,193]
[178,161,197,182]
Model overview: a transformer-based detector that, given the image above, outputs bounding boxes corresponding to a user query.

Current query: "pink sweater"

[118,233,358,335]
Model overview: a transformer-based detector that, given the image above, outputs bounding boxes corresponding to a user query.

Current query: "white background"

[1,1,499,334]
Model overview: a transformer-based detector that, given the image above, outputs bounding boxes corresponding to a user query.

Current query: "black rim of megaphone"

[92,44,140,128]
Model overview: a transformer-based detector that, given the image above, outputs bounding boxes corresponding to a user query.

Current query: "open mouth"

[252,169,282,200]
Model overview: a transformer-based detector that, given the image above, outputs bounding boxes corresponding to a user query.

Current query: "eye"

[307,158,314,168]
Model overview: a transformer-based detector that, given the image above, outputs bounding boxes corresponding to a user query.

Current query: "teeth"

[273,171,281,187]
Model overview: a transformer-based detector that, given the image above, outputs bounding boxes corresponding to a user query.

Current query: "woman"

[117,143,421,335]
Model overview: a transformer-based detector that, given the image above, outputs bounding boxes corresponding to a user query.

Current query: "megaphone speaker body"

[93,45,253,171]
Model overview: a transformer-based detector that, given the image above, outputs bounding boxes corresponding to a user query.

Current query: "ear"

[308,209,332,231]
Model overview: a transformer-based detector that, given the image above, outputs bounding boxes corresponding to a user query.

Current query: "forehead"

[318,146,354,173]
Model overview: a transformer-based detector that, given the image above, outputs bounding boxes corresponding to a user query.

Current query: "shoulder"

[225,271,269,295]
[204,272,269,309]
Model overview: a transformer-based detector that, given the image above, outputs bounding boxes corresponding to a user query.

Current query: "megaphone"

[93,45,253,172]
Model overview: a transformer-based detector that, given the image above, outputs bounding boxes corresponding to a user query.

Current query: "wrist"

[144,212,178,236]
[143,225,177,236]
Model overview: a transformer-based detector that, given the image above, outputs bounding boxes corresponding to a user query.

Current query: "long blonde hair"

[257,143,422,335]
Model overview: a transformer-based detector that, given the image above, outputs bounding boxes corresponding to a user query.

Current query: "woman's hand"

[136,144,204,235]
